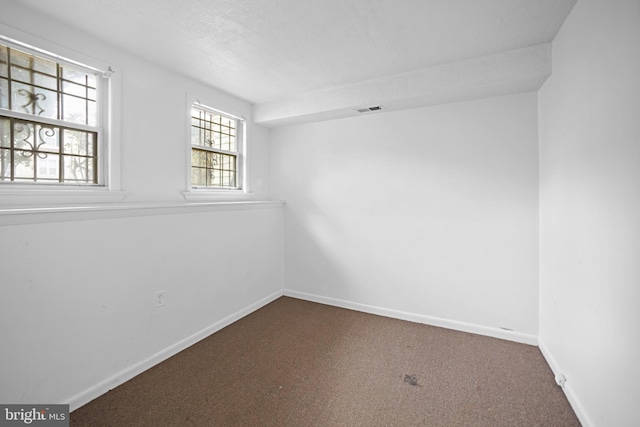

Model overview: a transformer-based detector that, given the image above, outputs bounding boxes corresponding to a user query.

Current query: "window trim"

[183,93,251,201]
[0,23,124,205]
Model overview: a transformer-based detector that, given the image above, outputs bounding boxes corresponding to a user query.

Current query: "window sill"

[0,200,284,226]
[182,189,254,202]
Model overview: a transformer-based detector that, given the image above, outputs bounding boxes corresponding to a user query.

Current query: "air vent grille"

[356,106,382,113]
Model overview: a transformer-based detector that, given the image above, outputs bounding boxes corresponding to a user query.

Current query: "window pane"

[62,66,90,86]
[191,167,206,187]
[1,44,99,126]
[208,130,220,149]
[191,149,206,167]
[0,116,98,184]
[63,129,94,156]
[62,94,88,124]
[36,154,59,180]
[11,66,57,91]
[220,134,229,150]
[36,124,60,153]
[191,125,203,147]
[191,106,238,153]
[206,152,219,169]
[0,148,11,179]
[9,48,30,68]
[13,150,35,180]
[62,80,87,97]
[86,73,96,88]
[0,78,7,109]
[63,155,94,183]
[0,43,101,185]
[209,169,221,187]
[221,171,231,187]
[12,121,60,154]
[12,82,58,119]
[10,48,57,76]
[87,100,97,126]
[34,72,57,91]
[0,118,9,147]
[0,45,7,71]
[10,66,32,84]
[13,121,35,151]
[190,149,237,188]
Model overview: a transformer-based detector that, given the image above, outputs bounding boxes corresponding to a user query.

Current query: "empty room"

[0,0,638,426]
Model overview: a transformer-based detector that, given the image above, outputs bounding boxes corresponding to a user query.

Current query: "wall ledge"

[0,200,285,226]
[255,44,551,127]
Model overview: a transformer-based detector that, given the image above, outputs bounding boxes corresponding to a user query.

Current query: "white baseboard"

[66,290,283,411]
[538,339,592,427]
[283,289,538,346]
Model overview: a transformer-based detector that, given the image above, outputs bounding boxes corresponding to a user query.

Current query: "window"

[0,40,106,186]
[190,104,243,190]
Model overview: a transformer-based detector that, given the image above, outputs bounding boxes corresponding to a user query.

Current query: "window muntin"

[190,105,242,189]
[0,42,102,185]
[0,117,97,183]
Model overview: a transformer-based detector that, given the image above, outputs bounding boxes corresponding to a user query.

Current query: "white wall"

[538,0,640,426]
[0,206,283,408]
[0,3,282,409]
[271,92,540,341]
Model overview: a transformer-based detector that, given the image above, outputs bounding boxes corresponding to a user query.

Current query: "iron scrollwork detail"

[17,89,47,116]
[14,122,55,159]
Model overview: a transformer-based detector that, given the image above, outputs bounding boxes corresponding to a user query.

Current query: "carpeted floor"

[71,297,580,426]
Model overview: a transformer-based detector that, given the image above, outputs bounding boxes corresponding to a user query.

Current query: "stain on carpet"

[403,374,420,386]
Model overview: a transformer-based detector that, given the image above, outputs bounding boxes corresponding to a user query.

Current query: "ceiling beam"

[254,43,551,127]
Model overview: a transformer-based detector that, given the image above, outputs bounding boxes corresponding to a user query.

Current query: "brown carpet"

[71,297,580,426]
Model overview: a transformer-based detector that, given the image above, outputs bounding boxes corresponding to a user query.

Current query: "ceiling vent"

[356,106,382,113]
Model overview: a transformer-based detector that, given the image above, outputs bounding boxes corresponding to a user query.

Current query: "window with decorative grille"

[0,41,106,185]
[190,105,242,189]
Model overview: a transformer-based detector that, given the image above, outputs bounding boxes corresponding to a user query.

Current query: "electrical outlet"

[155,291,166,308]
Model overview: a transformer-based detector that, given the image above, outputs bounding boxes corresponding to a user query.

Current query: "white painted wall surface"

[538,0,640,426]
[0,206,283,408]
[0,3,282,409]
[271,92,539,338]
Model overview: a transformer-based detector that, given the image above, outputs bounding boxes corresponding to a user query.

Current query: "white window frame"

[0,24,123,206]
[183,93,249,201]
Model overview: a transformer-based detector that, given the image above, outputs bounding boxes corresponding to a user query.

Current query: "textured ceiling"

[11,0,576,124]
